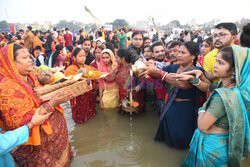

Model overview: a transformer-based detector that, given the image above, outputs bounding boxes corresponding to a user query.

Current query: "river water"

[62,102,250,167]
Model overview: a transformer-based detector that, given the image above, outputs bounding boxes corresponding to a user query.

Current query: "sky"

[0,0,250,25]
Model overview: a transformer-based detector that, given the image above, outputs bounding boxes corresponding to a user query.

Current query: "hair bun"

[243,23,250,34]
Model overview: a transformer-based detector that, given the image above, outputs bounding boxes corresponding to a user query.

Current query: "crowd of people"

[0,22,249,166]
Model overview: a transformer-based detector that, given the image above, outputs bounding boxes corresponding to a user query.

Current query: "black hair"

[143,37,149,41]
[219,47,235,83]
[132,31,143,39]
[150,41,164,52]
[105,42,114,53]
[13,44,24,60]
[73,41,78,46]
[34,30,39,36]
[169,41,180,49]
[73,47,82,57]
[45,35,54,49]
[94,45,104,53]
[19,29,24,33]
[66,45,74,52]
[215,22,237,35]
[27,26,32,31]
[65,28,69,31]
[82,38,91,44]
[197,36,203,45]
[202,37,214,49]
[51,44,63,67]
[143,45,152,53]
[122,28,126,33]
[17,34,22,40]
[220,46,235,71]
[240,23,250,48]
[165,41,173,48]
[89,35,94,41]
[182,41,199,66]
[117,48,131,63]
[34,45,42,51]
[97,31,103,37]
[53,27,57,31]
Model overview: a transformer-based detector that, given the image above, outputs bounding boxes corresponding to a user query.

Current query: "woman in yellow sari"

[0,43,73,166]
[98,49,119,109]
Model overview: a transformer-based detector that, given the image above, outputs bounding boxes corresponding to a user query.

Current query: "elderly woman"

[0,43,73,166]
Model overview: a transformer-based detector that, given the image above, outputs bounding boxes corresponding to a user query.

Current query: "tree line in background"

[0,18,249,33]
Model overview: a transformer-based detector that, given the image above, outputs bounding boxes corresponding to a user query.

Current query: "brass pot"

[131,61,146,77]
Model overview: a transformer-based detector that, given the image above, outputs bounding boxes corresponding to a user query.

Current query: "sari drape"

[0,43,73,166]
[182,46,250,166]
[64,64,96,124]
[155,65,206,149]
[98,49,119,108]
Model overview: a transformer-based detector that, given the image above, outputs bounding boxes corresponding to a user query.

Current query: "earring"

[231,72,235,81]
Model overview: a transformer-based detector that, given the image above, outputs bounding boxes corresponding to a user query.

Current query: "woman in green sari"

[178,46,250,167]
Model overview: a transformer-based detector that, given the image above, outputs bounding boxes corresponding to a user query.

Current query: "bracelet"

[188,77,199,84]
[193,79,201,86]
[198,110,206,115]
[41,102,55,113]
[161,72,168,81]
[28,121,34,129]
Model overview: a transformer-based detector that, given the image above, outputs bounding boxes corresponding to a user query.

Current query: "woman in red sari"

[115,49,145,114]
[64,47,96,124]
[0,43,73,166]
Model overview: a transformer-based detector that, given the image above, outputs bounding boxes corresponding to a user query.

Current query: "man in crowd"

[117,28,127,49]
[82,38,95,65]
[168,41,180,65]
[150,42,166,113]
[143,37,151,47]
[127,31,144,63]
[64,28,72,47]
[33,30,43,58]
[24,26,34,53]
[203,22,237,82]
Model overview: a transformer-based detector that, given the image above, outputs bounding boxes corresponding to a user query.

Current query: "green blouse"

[207,92,229,129]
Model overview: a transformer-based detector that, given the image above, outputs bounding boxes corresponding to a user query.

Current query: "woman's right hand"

[49,92,74,107]
[28,109,53,129]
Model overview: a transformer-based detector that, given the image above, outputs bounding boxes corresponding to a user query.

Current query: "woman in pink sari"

[98,49,119,109]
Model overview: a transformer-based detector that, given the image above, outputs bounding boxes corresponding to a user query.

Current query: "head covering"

[212,46,250,165]
[97,49,118,89]
[96,37,106,43]
[98,49,117,73]
[0,43,54,145]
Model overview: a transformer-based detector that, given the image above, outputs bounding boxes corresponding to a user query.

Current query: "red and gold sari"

[0,44,73,166]
[64,64,96,124]
[116,65,145,113]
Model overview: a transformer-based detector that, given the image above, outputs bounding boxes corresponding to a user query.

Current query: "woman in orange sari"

[64,47,96,124]
[0,43,73,166]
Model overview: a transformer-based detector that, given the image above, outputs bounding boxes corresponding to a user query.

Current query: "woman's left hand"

[171,73,195,81]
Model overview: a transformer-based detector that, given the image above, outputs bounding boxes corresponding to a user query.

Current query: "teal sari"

[182,46,250,167]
